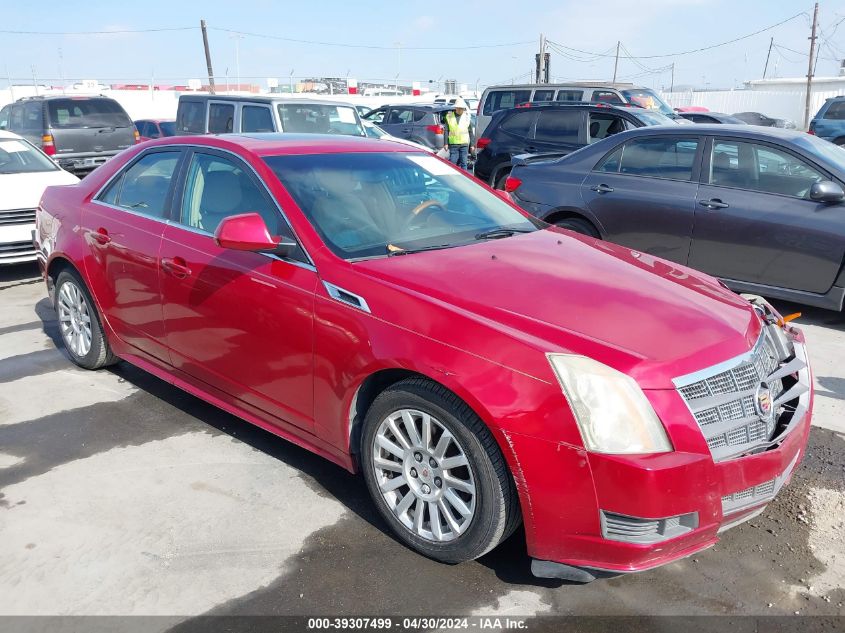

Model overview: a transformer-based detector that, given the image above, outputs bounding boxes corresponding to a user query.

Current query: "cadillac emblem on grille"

[755,383,773,419]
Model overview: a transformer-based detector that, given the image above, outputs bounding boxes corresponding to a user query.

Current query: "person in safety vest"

[443,99,473,170]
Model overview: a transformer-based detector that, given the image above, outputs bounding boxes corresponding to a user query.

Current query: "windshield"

[278,103,365,136]
[264,152,540,260]
[793,134,845,172]
[47,98,132,129]
[159,121,176,136]
[0,137,58,174]
[621,89,675,117]
[631,110,677,126]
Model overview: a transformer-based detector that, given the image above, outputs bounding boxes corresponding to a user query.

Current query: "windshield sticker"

[407,155,455,175]
[337,108,357,124]
[0,140,29,153]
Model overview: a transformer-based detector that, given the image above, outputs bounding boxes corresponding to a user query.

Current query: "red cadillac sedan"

[34,134,813,581]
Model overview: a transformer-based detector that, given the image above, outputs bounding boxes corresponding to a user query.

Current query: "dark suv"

[0,96,137,174]
[362,103,471,151]
[474,103,675,189]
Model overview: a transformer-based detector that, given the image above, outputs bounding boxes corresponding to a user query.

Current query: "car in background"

[679,112,747,125]
[477,83,679,135]
[35,132,812,582]
[134,119,176,142]
[362,119,432,152]
[474,103,676,189]
[0,130,78,264]
[354,105,373,118]
[175,95,366,137]
[0,95,138,175]
[507,125,845,311]
[808,96,845,145]
[732,111,796,129]
[362,103,458,151]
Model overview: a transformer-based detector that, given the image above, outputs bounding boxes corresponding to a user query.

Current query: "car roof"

[0,130,24,140]
[16,94,116,102]
[484,83,640,90]
[378,103,453,111]
[177,94,356,106]
[613,124,807,141]
[140,133,423,156]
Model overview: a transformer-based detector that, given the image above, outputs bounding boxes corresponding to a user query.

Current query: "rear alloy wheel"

[361,378,519,563]
[54,270,117,370]
[555,217,600,238]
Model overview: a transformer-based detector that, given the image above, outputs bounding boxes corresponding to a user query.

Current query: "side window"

[532,90,555,102]
[10,105,24,131]
[22,103,42,133]
[592,90,624,104]
[99,151,180,218]
[534,110,581,144]
[412,109,427,122]
[177,101,205,133]
[147,123,162,138]
[556,90,584,102]
[385,108,414,124]
[482,90,532,116]
[241,105,274,132]
[363,108,386,124]
[499,111,536,138]
[596,145,623,172]
[179,153,293,240]
[710,140,824,198]
[136,121,151,137]
[208,103,235,133]
[822,101,845,120]
[0,106,10,129]
[588,114,627,143]
[617,137,699,180]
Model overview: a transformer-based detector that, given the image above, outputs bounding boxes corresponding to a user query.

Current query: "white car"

[362,120,433,153]
[0,131,78,265]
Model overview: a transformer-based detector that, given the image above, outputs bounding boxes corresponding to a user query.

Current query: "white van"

[476,83,677,135]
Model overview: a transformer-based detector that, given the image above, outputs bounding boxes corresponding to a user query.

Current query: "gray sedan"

[507,125,845,311]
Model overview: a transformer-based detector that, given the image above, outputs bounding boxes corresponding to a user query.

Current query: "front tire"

[54,269,117,370]
[555,217,600,238]
[361,378,520,564]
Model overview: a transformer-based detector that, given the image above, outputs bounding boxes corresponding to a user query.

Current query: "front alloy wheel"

[373,409,476,542]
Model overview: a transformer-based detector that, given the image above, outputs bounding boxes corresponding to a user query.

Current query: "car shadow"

[0,262,41,288]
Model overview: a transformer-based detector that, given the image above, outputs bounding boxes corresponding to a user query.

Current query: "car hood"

[0,170,79,210]
[354,228,761,389]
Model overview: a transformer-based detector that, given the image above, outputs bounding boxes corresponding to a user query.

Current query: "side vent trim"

[323,281,372,314]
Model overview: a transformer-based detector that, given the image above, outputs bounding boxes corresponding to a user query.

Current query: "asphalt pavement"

[0,261,843,627]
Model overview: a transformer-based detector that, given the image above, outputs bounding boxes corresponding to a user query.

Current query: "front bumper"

[54,153,118,173]
[503,342,812,577]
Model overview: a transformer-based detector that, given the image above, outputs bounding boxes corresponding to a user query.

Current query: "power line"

[547,11,807,59]
[209,27,534,50]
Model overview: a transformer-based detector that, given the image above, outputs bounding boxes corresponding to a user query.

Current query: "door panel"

[81,150,183,361]
[689,138,844,292]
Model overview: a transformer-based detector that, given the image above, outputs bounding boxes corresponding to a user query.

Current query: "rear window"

[277,103,364,136]
[47,98,131,129]
[498,111,535,137]
[482,90,532,116]
[823,100,845,120]
[534,110,581,144]
[177,101,205,134]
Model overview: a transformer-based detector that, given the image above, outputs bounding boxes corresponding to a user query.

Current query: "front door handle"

[698,198,730,209]
[90,227,111,245]
[591,183,614,193]
[161,256,192,278]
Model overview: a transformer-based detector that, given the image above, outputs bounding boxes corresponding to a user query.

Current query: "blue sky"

[3,0,845,90]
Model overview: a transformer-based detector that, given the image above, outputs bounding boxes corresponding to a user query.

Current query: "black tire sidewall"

[557,218,599,237]
[361,382,507,563]
[54,270,109,369]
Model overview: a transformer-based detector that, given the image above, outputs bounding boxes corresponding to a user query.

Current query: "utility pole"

[536,33,546,83]
[229,34,244,92]
[763,37,773,79]
[31,65,38,96]
[200,19,216,94]
[612,41,620,83]
[804,2,819,129]
[670,62,675,93]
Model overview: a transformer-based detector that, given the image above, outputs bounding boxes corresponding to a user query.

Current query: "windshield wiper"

[386,243,456,256]
[474,228,533,240]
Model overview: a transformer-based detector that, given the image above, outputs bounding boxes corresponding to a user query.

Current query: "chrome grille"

[674,326,808,462]
[0,208,36,226]
[0,240,36,260]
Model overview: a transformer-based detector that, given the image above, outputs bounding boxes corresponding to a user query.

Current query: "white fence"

[660,89,845,128]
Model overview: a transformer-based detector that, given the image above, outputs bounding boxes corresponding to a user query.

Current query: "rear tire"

[493,170,511,190]
[555,217,600,238]
[361,378,520,564]
[54,270,117,370]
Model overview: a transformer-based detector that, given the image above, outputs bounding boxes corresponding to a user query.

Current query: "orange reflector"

[42,134,53,143]
[783,312,801,323]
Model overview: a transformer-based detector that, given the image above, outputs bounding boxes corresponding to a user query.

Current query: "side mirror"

[809,180,845,204]
[214,212,297,256]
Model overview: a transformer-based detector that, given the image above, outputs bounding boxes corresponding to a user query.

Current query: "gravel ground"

[0,261,843,627]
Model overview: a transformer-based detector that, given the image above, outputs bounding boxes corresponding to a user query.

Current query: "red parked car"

[34,134,813,581]
[133,119,176,142]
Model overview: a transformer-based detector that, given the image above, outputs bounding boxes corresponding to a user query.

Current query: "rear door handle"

[90,227,111,245]
[698,198,730,209]
[591,183,614,193]
[161,256,192,279]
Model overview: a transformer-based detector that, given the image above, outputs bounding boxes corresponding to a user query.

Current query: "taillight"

[42,134,56,156]
[426,124,444,135]
[476,137,491,150]
[504,176,522,192]
[133,128,141,143]
[807,129,816,135]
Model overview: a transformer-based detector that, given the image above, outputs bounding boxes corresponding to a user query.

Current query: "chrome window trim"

[91,143,317,270]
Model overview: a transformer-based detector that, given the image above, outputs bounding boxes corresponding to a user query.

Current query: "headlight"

[547,354,673,454]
